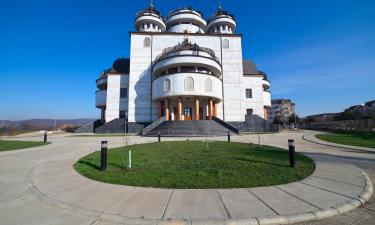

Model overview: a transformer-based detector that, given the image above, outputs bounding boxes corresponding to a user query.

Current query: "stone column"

[208,98,213,120]
[164,98,169,121]
[194,97,199,120]
[101,109,105,123]
[159,101,163,118]
[213,101,217,117]
[178,97,182,121]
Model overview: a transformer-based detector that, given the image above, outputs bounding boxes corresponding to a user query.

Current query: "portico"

[159,96,218,121]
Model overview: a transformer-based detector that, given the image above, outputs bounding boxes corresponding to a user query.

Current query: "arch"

[143,37,151,47]
[204,78,212,92]
[164,78,171,92]
[222,39,229,49]
[184,77,194,91]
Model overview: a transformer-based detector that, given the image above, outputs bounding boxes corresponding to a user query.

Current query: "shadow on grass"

[77,160,100,170]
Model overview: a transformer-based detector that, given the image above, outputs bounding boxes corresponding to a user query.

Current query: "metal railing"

[208,11,236,23]
[141,116,166,136]
[154,42,220,65]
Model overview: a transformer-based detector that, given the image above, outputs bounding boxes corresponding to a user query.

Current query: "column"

[159,101,163,118]
[194,97,200,120]
[178,97,182,120]
[208,98,213,120]
[100,109,105,123]
[164,98,169,121]
[213,101,217,117]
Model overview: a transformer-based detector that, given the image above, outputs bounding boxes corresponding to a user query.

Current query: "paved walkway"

[302,132,375,153]
[0,131,373,225]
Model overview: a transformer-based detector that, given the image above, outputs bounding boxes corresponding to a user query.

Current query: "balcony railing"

[167,7,203,18]
[96,77,108,89]
[208,10,236,23]
[136,7,163,20]
[154,41,220,65]
[95,90,107,108]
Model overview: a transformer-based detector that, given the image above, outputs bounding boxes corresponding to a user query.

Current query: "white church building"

[93,3,271,135]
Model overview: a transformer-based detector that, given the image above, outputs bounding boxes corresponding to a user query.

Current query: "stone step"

[145,120,235,137]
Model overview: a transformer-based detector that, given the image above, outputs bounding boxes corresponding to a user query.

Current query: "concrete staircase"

[144,120,238,137]
[94,119,150,134]
[74,120,101,133]
[95,119,127,133]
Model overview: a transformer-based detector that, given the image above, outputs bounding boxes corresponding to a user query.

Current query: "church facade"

[95,4,271,133]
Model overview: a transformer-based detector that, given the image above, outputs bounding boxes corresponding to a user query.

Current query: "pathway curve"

[0,131,373,225]
[302,132,375,153]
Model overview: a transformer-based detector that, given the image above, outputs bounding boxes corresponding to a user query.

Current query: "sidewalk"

[27,151,373,225]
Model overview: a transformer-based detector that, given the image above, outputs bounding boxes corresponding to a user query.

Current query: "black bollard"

[158,132,161,142]
[288,139,296,168]
[227,131,231,143]
[43,132,47,143]
[100,141,107,171]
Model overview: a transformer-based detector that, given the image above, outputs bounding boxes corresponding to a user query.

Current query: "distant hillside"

[0,119,96,136]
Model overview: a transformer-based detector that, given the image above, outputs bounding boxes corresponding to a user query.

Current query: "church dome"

[207,5,236,34]
[165,7,207,33]
[135,3,166,32]
[100,58,130,78]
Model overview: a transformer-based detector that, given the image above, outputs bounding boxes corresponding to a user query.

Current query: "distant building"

[269,99,295,123]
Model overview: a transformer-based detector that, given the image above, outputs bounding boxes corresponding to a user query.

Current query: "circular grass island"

[74,141,314,189]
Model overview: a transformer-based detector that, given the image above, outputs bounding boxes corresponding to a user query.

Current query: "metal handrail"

[141,116,166,135]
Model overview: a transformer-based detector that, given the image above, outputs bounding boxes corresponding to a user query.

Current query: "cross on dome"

[218,1,222,12]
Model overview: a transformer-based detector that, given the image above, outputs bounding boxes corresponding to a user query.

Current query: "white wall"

[152,73,222,100]
[128,33,262,122]
[105,75,129,122]
[128,35,153,122]
[242,76,265,119]
[263,91,271,107]
[221,36,245,121]
[168,24,204,33]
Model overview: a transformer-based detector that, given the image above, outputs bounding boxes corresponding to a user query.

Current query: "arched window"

[164,78,171,92]
[204,78,212,92]
[143,37,151,47]
[223,39,229,49]
[184,77,194,91]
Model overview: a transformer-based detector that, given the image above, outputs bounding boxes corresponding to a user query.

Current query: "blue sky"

[0,0,374,120]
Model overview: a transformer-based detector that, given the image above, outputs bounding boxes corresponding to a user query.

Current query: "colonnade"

[159,97,217,121]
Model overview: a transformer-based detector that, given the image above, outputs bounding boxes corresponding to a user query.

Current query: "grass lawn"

[316,132,375,148]
[0,140,50,152]
[74,141,314,189]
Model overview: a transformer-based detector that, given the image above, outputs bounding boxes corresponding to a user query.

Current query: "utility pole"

[53,112,57,132]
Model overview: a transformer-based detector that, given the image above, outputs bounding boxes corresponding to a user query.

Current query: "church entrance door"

[184,107,192,120]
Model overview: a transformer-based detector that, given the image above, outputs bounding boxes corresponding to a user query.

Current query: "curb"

[302,134,375,152]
